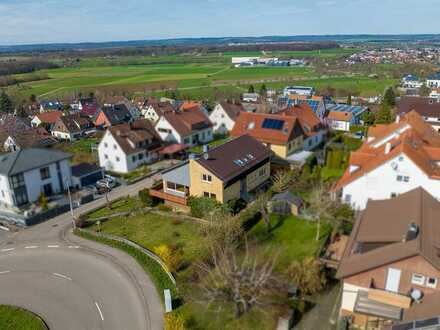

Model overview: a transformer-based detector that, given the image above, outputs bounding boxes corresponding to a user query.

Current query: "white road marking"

[53,273,72,281]
[48,245,60,248]
[1,248,14,252]
[25,246,39,249]
[68,246,80,249]
[95,302,104,321]
[0,271,10,274]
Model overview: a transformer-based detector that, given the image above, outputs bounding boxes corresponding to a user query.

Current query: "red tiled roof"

[34,111,63,124]
[161,108,212,137]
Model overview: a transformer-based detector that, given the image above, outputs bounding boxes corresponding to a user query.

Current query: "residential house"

[179,101,208,116]
[230,112,304,159]
[98,119,162,173]
[401,74,424,89]
[337,188,440,329]
[426,72,440,88]
[155,107,213,147]
[396,96,440,132]
[31,111,63,130]
[242,93,260,103]
[279,103,327,151]
[94,104,132,128]
[286,94,328,119]
[104,96,140,119]
[332,111,440,210]
[39,100,63,112]
[76,98,100,117]
[51,114,95,141]
[0,148,72,208]
[141,99,174,122]
[209,101,244,134]
[150,135,271,208]
[326,104,369,132]
[283,86,314,97]
[429,88,440,99]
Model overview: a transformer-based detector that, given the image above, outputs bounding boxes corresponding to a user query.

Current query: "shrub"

[153,244,183,273]
[227,198,247,215]
[187,196,226,219]
[138,188,155,207]
[164,312,186,330]
[38,193,49,211]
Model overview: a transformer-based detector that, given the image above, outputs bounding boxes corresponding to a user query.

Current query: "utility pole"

[65,180,76,229]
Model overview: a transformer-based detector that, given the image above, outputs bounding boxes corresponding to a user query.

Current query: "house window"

[344,194,352,203]
[203,192,216,199]
[132,156,136,162]
[202,174,212,183]
[397,175,403,182]
[403,176,410,182]
[10,173,25,189]
[184,138,190,144]
[40,167,50,180]
[139,153,144,160]
[411,273,425,286]
[104,154,108,159]
[259,167,266,176]
[1,190,4,198]
[391,193,397,198]
[113,144,117,150]
[166,182,185,192]
[116,157,120,162]
[104,142,108,148]
[427,277,438,288]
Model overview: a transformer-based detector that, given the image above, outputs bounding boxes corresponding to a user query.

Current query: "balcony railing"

[149,183,188,206]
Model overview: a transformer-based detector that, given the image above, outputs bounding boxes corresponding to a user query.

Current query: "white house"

[98,120,162,174]
[155,107,213,146]
[401,74,424,89]
[427,72,440,88]
[141,100,175,122]
[283,86,314,97]
[0,148,72,208]
[209,102,244,134]
[242,93,260,103]
[332,111,440,210]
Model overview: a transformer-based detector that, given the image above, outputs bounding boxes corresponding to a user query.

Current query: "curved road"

[0,176,163,330]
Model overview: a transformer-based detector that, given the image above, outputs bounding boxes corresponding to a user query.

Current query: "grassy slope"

[0,305,47,330]
[53,137,100,165]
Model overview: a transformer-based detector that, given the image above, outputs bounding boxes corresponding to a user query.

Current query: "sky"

[0,0,439,45]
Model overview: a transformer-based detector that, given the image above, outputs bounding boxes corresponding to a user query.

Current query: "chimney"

[404,222,419,242]
[385,142,392,155]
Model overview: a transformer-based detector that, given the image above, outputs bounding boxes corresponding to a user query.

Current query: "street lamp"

[64,179,76,230]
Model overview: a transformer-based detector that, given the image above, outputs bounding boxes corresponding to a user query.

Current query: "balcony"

[353,289,412,321]
[149,182,188,206]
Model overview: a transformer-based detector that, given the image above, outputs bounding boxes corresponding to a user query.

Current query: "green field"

[6,48,397,99]
[0,305,47,330]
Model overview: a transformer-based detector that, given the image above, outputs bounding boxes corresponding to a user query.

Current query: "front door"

[385,268,401,293]
[43,183,53,196]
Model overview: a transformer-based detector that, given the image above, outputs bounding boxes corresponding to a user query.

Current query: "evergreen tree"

[419,84,431,97]
[375,103,393,124]
[382,87,396,107]
[347,94,352,105]
[29,94,37,103]
[0,91,13,113]
[259,84,267,97]
[248,85,255,93]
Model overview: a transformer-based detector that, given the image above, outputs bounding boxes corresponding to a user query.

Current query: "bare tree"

[271,170,293,194]
[200,212,243,251]
[306,184,334,241]
[287,257,326,298]
[198,242,282,318]
[254,193,271,232]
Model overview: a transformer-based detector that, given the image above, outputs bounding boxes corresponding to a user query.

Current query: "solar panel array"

[392,317,440,330]
[262,118,285,130]
[326,104,367,117]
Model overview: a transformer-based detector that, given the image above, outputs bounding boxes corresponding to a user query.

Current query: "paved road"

[0,176,163,330]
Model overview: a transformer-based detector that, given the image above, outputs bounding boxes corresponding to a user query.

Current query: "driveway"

[0,175,163,330]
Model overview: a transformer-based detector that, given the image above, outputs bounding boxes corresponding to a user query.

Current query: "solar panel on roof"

[262,118,284,130]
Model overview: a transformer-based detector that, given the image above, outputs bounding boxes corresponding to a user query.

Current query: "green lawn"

[249,214,331,270]
[53,136,100,164]
[87,197,143,219]
[0,305,47,330]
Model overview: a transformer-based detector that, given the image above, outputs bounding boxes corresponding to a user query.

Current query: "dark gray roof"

[271,191,303,206]
[0,148,72,176]
[71,162,102,178]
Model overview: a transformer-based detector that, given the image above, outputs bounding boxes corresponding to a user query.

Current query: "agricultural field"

[6,48,397,100]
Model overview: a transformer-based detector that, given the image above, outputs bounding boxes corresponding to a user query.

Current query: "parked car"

[96,176,116,189]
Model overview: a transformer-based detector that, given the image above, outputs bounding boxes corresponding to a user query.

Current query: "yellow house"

[150,135,272,207]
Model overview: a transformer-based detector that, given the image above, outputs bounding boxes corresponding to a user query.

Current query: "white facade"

[209,104,236,134]
[51,130,80,141]
[154,116,213,146]
[142,105,161,122]
[0,159,71,208]
[283,86,314,97]
[341,283,367,313]
[329,120,351,132]
[341,153,440,210]
[98,131,158,174]
[31,116,43,127]
[427,79,440,89]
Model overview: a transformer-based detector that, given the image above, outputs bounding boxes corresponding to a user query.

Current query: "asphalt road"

[0,175,163,330]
